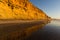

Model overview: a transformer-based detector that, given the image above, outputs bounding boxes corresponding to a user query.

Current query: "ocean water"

[27,20,60,40]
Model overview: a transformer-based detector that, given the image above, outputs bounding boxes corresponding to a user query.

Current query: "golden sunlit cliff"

[0,0,50,20]
[0,0,52,40]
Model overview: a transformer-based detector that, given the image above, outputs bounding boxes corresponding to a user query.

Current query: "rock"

[0,0,52,40]
[0,0,50,20]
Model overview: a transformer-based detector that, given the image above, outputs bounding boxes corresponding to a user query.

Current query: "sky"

[30,0,60,19]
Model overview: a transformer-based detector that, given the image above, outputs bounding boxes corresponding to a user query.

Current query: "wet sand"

[26,20,60,40]
[0,20,48,40]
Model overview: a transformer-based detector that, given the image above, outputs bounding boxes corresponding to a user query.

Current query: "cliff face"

[0,0,50,20]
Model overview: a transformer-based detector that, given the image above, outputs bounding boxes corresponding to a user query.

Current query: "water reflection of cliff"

[23,22,47,39]
[0,20,51,40]
[24,21,50,40]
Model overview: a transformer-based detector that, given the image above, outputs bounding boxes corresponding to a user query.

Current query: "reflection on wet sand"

[25,23,49,40]
[0,20,49,40]
[26,20,60,40]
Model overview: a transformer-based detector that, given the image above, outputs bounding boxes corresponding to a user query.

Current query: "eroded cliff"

[0,0,50,20]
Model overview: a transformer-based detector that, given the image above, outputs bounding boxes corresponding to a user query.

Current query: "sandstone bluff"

[0,0,51,40]
[0,0,50,20]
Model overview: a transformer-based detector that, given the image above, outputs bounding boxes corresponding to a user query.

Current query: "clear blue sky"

[30,0,60,19]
